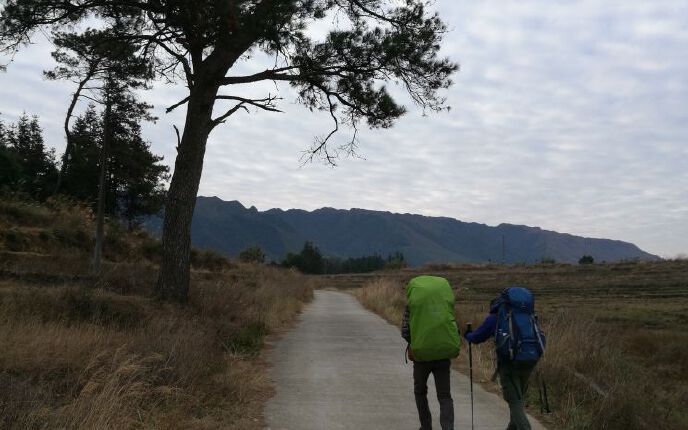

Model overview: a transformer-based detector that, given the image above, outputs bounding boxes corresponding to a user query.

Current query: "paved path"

[265,290,546,430]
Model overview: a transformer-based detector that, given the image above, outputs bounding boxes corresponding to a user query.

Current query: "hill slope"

[146,196,659,265]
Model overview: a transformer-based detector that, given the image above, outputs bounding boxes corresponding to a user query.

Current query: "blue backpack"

[495,287,546,363]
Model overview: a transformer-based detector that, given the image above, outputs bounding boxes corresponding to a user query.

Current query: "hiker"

[464,287,546,430]
[402,275,461,430]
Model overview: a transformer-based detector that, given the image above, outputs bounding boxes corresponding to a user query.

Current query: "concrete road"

[265,290,547,430]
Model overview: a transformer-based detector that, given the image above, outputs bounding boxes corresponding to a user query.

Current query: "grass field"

[0,197,316,430]
[347,261,688,430]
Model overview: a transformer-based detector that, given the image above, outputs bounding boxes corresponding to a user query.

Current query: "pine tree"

[0,116,6,147]
[0,116,23,189]
[61,100,169,227]
[61,105,101,203]
[42,28,161,272]
[2,113,57,198]
[106,89,168,227]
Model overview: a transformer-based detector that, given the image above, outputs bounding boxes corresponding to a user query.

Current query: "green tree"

[61,103,169,227]
[239,246,266,264]
[60,105,101,203]
[282,241,325,274]
[42,27,157,273]
[0,116,6,146]
[2,113,57,199]
[0,116,23,190]
[45,26,153,195]
[106,91,168,227]
[2,0,457,303]
[300,241,325,274]
[385,251,406,269]
[579,255,594,265]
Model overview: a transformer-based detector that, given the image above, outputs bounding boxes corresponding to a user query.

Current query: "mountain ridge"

[145,196,660,265]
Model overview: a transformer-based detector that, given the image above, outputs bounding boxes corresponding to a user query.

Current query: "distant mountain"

[145,196,660,265]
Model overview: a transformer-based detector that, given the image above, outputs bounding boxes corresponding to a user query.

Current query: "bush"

[579,255,594,265]
[190,248,231,271]
[3,228,27,252]
[139,237,162,262]
[0,195,53,226]
[226,321,268,356]
[239,246,265,264]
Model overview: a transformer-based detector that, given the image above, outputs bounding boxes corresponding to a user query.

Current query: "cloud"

[1,1,686,257]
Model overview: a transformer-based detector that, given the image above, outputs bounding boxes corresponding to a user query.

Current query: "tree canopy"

[1,0,458,302]
[44,25,154,193]
[281,241,406,274]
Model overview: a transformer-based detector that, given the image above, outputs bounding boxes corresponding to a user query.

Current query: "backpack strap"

[532,315,546,354]
[507,308,514,360]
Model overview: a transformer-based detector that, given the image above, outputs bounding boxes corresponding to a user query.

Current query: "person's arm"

[401,305,411,343]
[465,314,497,344]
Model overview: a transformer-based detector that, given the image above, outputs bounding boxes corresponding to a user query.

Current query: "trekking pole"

[466,323,474,430]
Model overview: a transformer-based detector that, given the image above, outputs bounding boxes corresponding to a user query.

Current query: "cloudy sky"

[1,1,687,258]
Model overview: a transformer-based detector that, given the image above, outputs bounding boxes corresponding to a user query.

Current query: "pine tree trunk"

[155,85,218,303]
[92,92,111,276]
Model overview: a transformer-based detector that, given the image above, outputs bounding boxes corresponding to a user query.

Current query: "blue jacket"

[464,314,497,344]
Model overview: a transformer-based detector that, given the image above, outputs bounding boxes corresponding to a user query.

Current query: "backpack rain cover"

[407,275,461,361]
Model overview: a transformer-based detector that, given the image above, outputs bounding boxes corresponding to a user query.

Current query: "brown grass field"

[344,261,688,430]
[3,196,686,429]
[0,197,315,429]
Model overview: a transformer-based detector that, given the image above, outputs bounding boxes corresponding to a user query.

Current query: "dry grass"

[0,265,314,430]
[0,196,316,429]
[0,194,234,277]
[352,278,406,325]
[352,263,688,430]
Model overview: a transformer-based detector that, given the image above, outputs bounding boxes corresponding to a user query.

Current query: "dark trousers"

[498,361,536,430]
[413,359,454,430]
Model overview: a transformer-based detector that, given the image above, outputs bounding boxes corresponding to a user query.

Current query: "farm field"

[340,261,688,430]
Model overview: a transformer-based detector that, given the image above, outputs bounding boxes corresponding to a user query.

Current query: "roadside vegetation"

[279,241,407,274]
[352,262,688,430]
[0,196,314,430]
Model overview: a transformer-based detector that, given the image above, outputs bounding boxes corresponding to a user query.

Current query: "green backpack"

[407,275,461,362]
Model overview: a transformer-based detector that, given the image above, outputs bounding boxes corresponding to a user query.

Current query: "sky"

[1,1,687,258]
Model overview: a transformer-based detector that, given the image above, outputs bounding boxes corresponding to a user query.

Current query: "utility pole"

[544,235,549,262]
[501,234,506,265]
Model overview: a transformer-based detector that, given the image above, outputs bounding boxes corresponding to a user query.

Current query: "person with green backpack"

[464,286,546,430]
[402,275,462,430]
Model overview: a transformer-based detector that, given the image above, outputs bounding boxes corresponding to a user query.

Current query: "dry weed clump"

[0,263,314,430]
[352,278,406,325]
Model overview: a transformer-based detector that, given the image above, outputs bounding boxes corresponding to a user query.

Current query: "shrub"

[3,228,26,252]
[239,246,265,264]
[226,321,268,356]
[190,248,231,271]
[578,255,594,265]
[139,238,162,262]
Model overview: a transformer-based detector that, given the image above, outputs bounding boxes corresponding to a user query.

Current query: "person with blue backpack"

[464,286,546,430]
